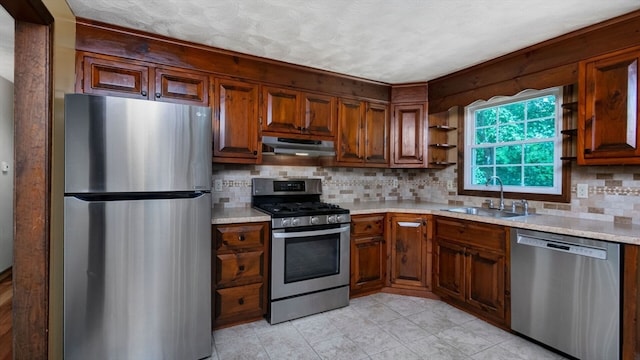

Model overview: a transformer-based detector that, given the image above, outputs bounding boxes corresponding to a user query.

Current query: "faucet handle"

[521,199,529,215]
[485,199,495,209]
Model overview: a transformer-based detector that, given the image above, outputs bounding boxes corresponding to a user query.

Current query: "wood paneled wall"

[429,10,640,113]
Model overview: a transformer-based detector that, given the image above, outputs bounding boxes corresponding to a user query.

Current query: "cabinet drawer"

[215,283,264,320]
[214,223,267,250]
[351,214,385,236]
[215,250,264,287]
[435,217,506,252]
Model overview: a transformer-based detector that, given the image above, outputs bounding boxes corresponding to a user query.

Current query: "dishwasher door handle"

[517,234,607,260]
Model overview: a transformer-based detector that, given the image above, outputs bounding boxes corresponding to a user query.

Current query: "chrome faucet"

[485,175,504,211]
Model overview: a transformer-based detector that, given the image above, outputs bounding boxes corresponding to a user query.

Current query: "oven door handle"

[272,225,349,239]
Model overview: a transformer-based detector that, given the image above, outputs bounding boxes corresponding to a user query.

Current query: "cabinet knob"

[238,234,245,241]
[155,92,161,98]
[238,297,244,305]
[253,150,258,155]
[141,91,147,97]
[238,264,245,272]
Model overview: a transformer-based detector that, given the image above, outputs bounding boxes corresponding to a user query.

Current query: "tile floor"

[208,292,566,360]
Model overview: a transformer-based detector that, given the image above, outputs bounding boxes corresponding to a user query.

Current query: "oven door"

[271,223,350,300]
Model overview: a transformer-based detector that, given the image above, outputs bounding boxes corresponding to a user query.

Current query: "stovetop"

[255,201,349,218]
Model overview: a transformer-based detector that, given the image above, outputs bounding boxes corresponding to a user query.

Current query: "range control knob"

[336,214,347,223]
[310,216,320,225]
[327,215,337,224]
[292,218,300,226]
[281,218,291,227]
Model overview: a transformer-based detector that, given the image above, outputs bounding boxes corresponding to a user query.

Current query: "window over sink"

[461,87,569,201]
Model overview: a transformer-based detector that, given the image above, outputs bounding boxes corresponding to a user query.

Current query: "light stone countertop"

[213,200,640,245]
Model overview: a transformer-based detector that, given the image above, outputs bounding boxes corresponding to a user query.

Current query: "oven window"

[284,233,339,283]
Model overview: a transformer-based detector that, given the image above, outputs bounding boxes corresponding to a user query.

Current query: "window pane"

[524,166,554,187]
[495,145,521,165]
[526,95,555,119]
[473,148,494,165]
[524,142,554,164]
[475,127,497,144]
[498,103,525,123]
[496,166,522,186]
[498,122,525,142]
[526,118,555,139]
[472,167,493,185]
[476,108,497,127]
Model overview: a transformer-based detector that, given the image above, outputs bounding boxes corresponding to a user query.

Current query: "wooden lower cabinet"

[350,214,386,296]
[433,216,509,327]
[212,222,269,328]
[387,213,431,291]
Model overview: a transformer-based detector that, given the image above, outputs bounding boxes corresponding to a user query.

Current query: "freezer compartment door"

[63,193,211,360]
[65,93,212,193]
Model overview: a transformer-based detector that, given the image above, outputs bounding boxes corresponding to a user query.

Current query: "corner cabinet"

[390,84,428,168]
[213,78,261,164]
[336,98,389,167]
[578,46,640,165]
[387,214,431,292]
[212,222,269,329]
[433,217,509,327]
[350,214,386,297]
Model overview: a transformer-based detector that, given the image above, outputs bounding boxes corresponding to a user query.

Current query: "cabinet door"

[466,248,506,322]
[364,102,389,165]
[302,92,336,138]
[579,48,640,164]
[337,98,364,163]
[154,67,209,106]
[391,103,425,166]
[81,55,149,99]
[213,78,260,162]
[389,215,427,289]
[351,236,386,295]
[433,240,465,301]
[261,86,301,135]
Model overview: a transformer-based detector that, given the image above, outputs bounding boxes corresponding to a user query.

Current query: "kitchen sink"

[444,207,526,218]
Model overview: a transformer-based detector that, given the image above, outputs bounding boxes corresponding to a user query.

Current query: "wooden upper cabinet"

[364,102,389,164]
[302,92,336,138]
[261,86,336,139]
[154,67,209,106]
[391,104,426,167]
[79,54,150,99]
[337,98,365,163]
[78,52,208,106]
[261,86,300,135]
[213,78,260,163]
[578,47,640,165]
[390,84,429,168]
[336,98,389,166]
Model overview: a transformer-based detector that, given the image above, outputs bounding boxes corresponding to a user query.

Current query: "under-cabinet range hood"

[262,136,335,157]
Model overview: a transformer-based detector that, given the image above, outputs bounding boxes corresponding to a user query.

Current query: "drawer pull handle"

[238,298,244,305]
[238,265,245,272]
[239,234,245,241]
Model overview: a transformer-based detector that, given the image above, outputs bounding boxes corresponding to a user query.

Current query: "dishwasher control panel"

[517,233,607,260]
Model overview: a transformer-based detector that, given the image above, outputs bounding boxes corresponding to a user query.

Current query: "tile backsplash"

[212,163,640,225]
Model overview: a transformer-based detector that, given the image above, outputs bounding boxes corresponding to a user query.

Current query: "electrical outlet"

[446,180,456,192]
[214,179,223,192]
[392,179,398,188]
[576,183,588,198]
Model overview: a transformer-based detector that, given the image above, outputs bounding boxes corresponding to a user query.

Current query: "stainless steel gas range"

[252,178,350,324]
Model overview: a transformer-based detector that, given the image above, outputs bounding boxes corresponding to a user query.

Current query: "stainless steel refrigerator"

[63,94,212,360]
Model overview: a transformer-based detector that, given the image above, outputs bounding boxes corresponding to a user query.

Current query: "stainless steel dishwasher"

[511,228,620,360]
